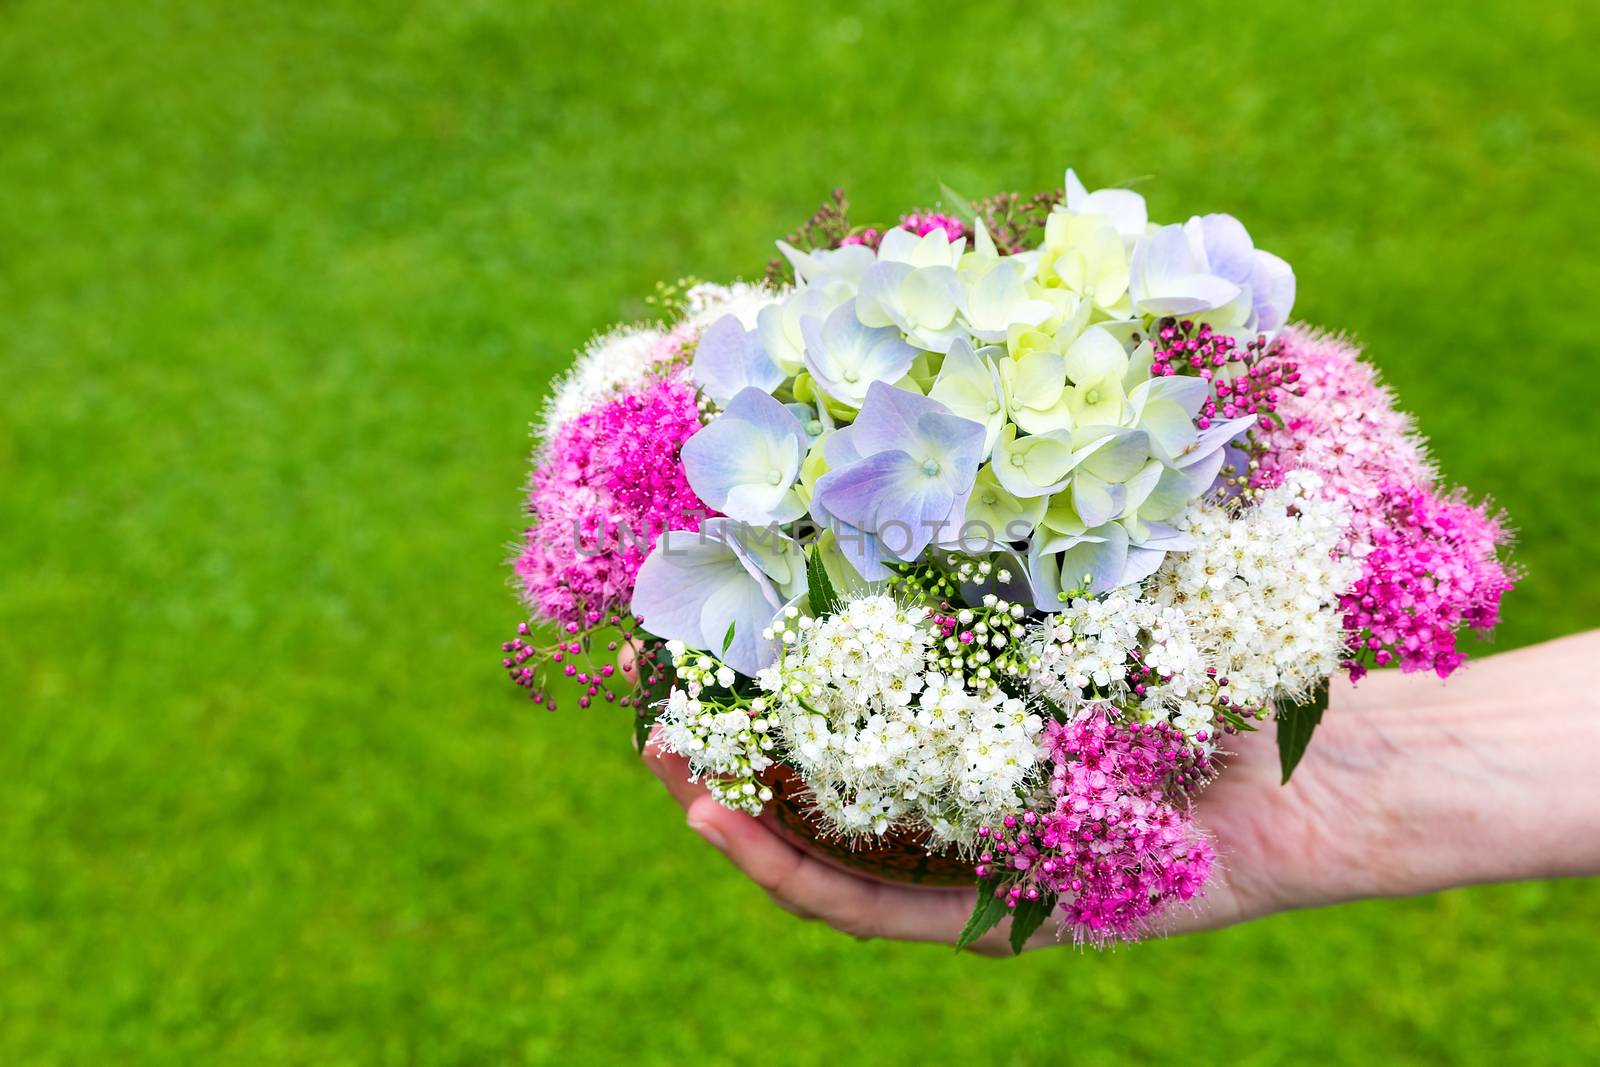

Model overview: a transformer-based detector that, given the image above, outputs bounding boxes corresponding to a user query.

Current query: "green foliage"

[1008,894,1055,956]
[957,877,1010,951]
[806,546,844,617]
[3,0,1599,1063]
[1278,681,1331,784]
[938,181,980,226]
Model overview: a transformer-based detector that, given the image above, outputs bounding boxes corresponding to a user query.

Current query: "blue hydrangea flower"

[1127,223,1242,318]
[681,387,808,525]
[800,301,918,408]
[1184,213,1296,332]
[629,519,805,676]
[691,313,784,406]
[813,382,985,566]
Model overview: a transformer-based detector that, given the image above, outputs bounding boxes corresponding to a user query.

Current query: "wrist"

[1316,632,1600,905]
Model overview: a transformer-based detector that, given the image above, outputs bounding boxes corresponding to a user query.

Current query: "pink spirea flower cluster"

[1338,484,1517,678]
[977,711,1214,945]
[516,378,711,628]
[1258,328,1516,679]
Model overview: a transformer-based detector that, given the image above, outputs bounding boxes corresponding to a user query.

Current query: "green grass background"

[4,1,1598,1063]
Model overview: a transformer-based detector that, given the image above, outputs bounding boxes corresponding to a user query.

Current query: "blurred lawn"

[3,1,1598,1063]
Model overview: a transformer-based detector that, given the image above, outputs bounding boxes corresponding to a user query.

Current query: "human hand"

[639,632,1600,953]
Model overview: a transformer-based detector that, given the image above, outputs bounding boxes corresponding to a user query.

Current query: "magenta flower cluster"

[976,710,1214,945]
[1258,328,1516,679]
[840,211,967,251]
[1150,318,1302,434]
[516,378,711,629]
[1338,484,1517,678]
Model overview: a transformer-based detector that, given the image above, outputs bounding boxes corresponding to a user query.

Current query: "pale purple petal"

[1180,414,1257,467]
[1249,249,1296,332]
[777,241,874,287]
[801,302,917,405]
[1130,374,1210,419]
[630,530,742,643]
[853,261,911,329]
[1141,450,1225,520]
[1194,213,1256,285]
[695,566,781,675]
[1058,523,1130,596]
[682,388,806,524]
[1129,224,1241,316]
[1078,428,1150,482]
[917,412,986,495]
[1027,538,1062,608]
[808,491,893,581]
[630,521,796,674]
[823,423,863,468]
[847,381,949,456]
[691,314,783,405]
[1117,546,1168,587]
[814,450,954,560]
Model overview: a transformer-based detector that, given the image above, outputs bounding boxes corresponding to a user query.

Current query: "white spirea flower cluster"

[759,595,1046,843]
[1149,471,1356,711]
[1027,592,1222,742]
[683,280,780,331]
[1027,471,1355,743]
[539,325,669,434]
[652,643,775,815]
[539,283,784,436]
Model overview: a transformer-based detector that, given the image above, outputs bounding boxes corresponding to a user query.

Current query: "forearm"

[1312,630,1600,904]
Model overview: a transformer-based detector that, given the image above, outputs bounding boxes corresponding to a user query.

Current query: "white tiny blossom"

[539,325,671,434]
[652,682,776,817]
[683,280,784,331]
[761,594,1046,844]
[1149,470,1356,713]
[1026,471,1354,745]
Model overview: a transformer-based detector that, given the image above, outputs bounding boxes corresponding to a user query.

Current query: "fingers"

[642,726,1055,953]
[640,726,713,812]
[682,795,1034,952]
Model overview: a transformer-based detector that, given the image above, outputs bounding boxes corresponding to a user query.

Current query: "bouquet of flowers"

[503,168,1517,950]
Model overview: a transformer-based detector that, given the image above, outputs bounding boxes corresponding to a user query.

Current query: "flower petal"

[681,387,807,524]
[814,450,955,560]
[691,314,784,405]
[1249,249,1296,332]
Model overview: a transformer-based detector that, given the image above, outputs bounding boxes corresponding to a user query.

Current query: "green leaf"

[956,877,1008,952]
[806,547,843,617]
[1277,679,1330,784]
[1008,893,1054,955]
[720,620,737,656]
[939,181,979,226]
